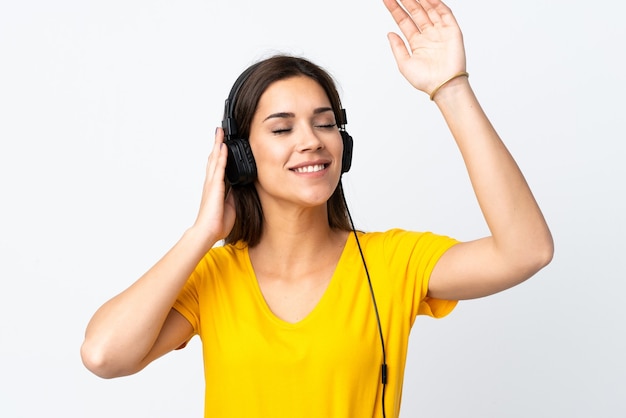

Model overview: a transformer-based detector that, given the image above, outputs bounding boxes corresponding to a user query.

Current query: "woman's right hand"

[192,127,236,246]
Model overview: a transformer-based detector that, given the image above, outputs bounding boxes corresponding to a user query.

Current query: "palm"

[384,0,466,93]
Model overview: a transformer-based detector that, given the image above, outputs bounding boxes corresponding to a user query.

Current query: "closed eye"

[272,124,335,134]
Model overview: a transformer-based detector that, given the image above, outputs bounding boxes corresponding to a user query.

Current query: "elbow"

[522,232,554,278]
[540,240,554,269]
[80,341,117,379]
[536,231,555,270]
[80,340,137,379]
[501,232,554,287]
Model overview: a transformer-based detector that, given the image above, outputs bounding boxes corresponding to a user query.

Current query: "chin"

[293,184,337,207]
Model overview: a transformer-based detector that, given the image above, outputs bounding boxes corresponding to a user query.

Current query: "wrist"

[429,71,469,101]
[183,225,220,254]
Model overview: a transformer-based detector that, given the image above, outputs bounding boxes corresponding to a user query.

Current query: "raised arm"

[80,128,236,378]
[383,0,553,300]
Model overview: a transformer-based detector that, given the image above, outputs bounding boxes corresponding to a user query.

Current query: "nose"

[295,124,324,152]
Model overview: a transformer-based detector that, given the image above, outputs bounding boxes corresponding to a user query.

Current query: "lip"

[288,159,332,171]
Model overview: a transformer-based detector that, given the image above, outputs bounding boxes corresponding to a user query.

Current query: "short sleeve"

[173,265,203,335]
[377,229,459,321]
[416,236,459,319]
[418,295,458,318]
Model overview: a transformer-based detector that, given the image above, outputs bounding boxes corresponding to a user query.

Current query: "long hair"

[224,55,352,246]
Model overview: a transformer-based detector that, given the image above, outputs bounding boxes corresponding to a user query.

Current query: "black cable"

[340,184,388,418]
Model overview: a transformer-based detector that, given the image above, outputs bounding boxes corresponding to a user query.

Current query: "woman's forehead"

[257,76,331,110]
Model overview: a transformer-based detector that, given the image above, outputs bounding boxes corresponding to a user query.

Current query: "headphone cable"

[340,183,388,418]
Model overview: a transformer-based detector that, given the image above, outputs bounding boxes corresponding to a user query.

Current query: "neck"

[260,205,333,251]
[249,203,347,272]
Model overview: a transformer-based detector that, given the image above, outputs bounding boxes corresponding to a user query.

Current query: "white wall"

[1,0,624,416]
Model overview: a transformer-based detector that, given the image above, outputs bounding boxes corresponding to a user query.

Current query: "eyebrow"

[263,107,334,122]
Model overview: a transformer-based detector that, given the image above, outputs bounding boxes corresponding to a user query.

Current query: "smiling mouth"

[291,164,328,173]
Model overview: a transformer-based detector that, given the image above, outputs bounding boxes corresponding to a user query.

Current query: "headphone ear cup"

[225,139,257,186]
[340,130,353,173]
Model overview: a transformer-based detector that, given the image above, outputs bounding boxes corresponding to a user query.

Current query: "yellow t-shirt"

[174,228,458,418]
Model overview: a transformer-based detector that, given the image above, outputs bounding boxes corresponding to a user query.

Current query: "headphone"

[221,63,354,186]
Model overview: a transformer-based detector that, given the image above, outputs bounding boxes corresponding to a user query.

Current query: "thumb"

[223,188,237,234]
[387,32,410,67]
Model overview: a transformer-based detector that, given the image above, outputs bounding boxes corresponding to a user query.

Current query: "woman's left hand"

[383,0,466,95]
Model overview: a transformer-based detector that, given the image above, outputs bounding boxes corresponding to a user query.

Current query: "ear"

[340,130,353,173]
[225,139,257,186]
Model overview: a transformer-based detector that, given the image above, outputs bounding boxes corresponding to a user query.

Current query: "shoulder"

[355,228,458,265]
[192,241,249,279]
[204,240,247,260]
[359,228,456,247]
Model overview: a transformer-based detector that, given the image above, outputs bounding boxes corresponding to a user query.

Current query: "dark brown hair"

[224,55,352,246]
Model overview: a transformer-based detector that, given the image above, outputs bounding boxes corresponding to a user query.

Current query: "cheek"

[336,138,345,157]
[251,143,284,179]
[331,136,345,163]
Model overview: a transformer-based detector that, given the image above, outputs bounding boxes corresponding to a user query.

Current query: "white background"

[1,0,624,417]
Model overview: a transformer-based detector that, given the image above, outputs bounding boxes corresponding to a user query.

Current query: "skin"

[246,76,349,323]
[81,0,553,379]
[382,0,553,300]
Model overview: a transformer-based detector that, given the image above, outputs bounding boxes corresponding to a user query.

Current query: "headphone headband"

[222,63,262,141]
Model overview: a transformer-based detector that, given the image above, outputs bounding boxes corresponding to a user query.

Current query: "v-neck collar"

[242,232,355,329]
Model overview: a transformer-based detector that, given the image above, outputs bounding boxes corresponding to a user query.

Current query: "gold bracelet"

[429,71,469,101]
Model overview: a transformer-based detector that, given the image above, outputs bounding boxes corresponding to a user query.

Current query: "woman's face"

[248,75,344,211]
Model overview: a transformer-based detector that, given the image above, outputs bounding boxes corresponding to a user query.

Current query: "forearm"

[81,226,216,377]
[434,79,553,270]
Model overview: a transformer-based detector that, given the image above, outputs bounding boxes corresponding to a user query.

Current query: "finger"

[383,0,420,37]
[207,128,227,180]
[419,0,457,28]
[214,126,225,146]
[397,0,434,32]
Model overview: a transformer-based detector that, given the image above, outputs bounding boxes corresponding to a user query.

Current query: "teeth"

[294,164,325,173]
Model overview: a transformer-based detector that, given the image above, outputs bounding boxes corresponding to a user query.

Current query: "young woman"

[81,0,553,416]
